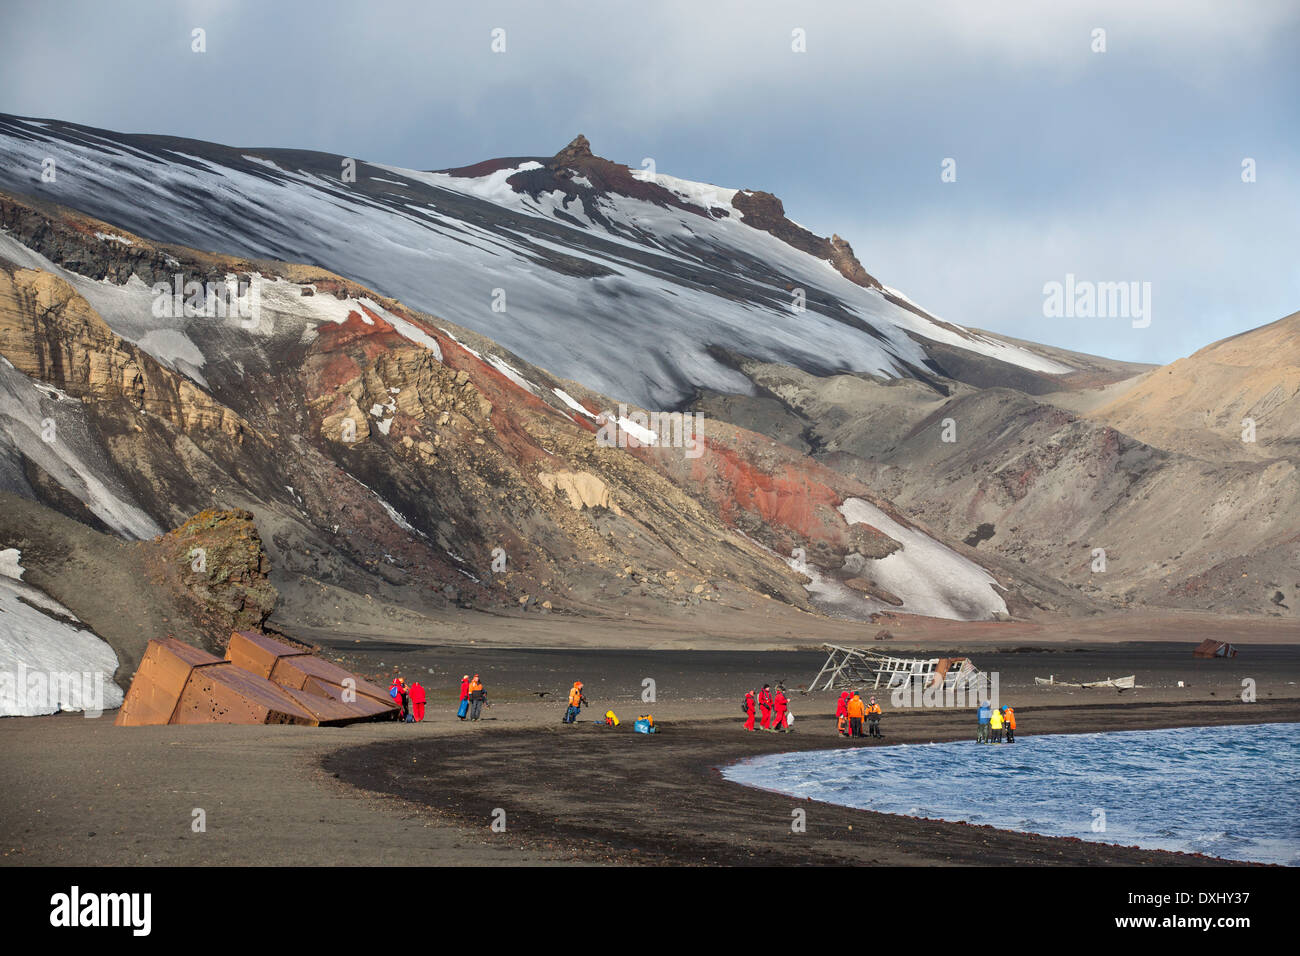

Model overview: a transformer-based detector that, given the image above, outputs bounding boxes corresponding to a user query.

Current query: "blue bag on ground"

[634,718,657,734]
[457,699,469,718]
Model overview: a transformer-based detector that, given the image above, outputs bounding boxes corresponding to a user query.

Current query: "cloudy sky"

[2,0,1296,363]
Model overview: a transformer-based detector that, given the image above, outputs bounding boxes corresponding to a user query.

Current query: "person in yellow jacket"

[1003,706,1016,743]
[989,704,1004,743]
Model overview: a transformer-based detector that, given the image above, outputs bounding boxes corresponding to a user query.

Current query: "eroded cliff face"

[0,194,830,621]
[0,264,247,439]
[1,190,1044,631]
[292,293,814,614]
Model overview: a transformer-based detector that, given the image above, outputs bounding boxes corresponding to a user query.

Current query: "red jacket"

[836,692,850,718]
[773,691,788,713]
[410,682,426,705]
[459,679,470,701]
[758,689,773,710]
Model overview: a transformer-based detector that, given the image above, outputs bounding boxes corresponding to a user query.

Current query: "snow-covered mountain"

[0,115,1070,410]
[1,113,1283,640]
[1,184,1047,637]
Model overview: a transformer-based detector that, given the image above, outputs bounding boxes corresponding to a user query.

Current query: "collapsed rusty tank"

[115,630,397,726]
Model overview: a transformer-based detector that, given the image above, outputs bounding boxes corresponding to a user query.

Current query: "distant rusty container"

[1193,639,1239,659]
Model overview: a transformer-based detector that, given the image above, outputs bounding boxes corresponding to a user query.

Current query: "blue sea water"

[722,722,1300,865]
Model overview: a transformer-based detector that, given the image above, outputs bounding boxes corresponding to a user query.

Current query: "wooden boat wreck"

[1034,674,1138,690]
[810,643,984,692]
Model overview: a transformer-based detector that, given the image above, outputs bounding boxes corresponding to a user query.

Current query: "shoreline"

[324,698,1300,867]
[4,638,1297,867]
[717,721,1298,867]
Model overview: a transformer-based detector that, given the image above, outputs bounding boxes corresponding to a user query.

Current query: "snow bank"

[838,498,1007,621]
[0,551,124,717]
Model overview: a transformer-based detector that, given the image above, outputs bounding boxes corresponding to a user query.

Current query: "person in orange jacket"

[468,674,486,721]
[865,696,883,738]
[771,686,789,732]
[845,691,866,738]
[563,681,586,724]
[1003,705,1016,743]
[743,689,757,731]
[758,684,773,730]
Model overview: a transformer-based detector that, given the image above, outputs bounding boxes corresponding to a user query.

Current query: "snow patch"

[484,353,537,394]
[0,548,24,580]
[553,387,597,419]
[838,498,1007,621]
[0,572,124,717]
[415,161,544,205]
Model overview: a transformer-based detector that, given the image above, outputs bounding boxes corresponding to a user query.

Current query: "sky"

[1,0,1296,364]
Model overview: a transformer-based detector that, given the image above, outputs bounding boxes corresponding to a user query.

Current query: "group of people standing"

[389,673,488,723]
[742,683,791,731]
[976,700,1015,743]
[396,673,1016,745]
[836,690,883,738]
[458,674,487,721]
[388,677,426,722]
[391,673,591,725]
[737,684,886,739]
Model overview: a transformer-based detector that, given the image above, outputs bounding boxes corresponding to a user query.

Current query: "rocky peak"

[731,192,881,290]
[553,134,593,166]
[829,234,881,290]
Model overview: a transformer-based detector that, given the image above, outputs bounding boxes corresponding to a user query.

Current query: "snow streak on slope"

[0,357,161,539]
[838,498,1007,620]
[0,116,1069,409]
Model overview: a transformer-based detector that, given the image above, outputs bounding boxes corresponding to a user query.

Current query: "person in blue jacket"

[976,700,992,743]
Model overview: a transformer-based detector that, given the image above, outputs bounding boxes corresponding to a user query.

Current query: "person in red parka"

[409,680,426,722]
[458,674,470,720]
[771,686,789,732]
[743,689,756,731]
[389,677,411,722]
[758,684,773,730]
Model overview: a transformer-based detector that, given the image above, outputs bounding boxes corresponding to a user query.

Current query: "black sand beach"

[324,697,1300,867]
